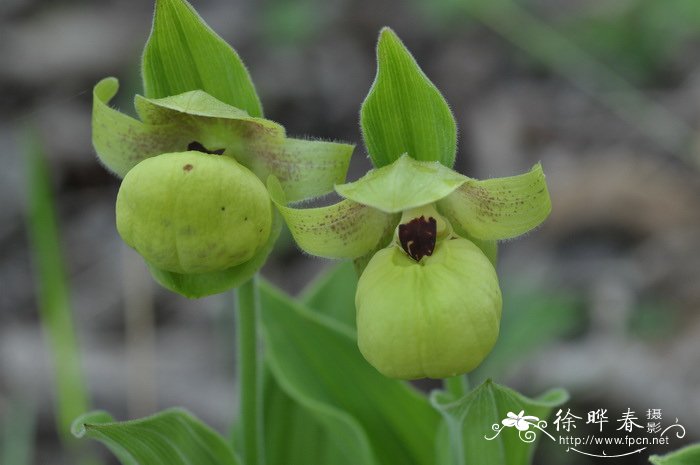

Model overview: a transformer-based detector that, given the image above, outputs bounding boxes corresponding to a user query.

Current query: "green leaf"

[263,368,375,465]
[72,409,241,465]
[300,261,358,329]
[361,28,457,168]
[262,263,369,465]
[437,163,552,240]
[268,176,398,259]
[430,380,568,465]
[650,444,700,465]
[147,210,281,298]
[335,154,466,213]
[261,263,368,465]
[260,280,440,465]
[142,0,262,117]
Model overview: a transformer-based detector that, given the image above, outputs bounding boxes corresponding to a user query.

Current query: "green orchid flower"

[90,0,356,299]
[268,28,552,379]
[93,78,353,298]
[269,156,550,379]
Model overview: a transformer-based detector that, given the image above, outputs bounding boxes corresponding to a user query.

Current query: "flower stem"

[235,275,263,465]
[444,374,470,399]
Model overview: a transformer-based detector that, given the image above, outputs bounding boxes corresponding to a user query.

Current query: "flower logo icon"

[486,410,555,443]
[502,411,541,431]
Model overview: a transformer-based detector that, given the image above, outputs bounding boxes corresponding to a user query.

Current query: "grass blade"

[24,130,90,441]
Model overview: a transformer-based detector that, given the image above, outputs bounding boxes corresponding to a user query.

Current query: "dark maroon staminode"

[188,141,225,155]
[398,216,437,261]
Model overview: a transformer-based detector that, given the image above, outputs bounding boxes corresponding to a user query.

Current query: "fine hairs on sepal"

[93,0,354,297]
[271,30,552,379]
[74,1,584,464]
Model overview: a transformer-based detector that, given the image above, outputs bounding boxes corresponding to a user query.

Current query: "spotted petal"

[268,176,397,259]
[93,78,353,201]
[138,92,354,201]
[438,164,552,240]
[92,77,192,177]
[242,137,354,203]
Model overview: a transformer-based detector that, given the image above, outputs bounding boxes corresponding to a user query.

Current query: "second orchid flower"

[269,28,552,379]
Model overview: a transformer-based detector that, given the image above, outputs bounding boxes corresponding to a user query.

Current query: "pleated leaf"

[361,28,457,168]
[71,409,241,465]
[262,263,376,465]
[430,380,567,465]
[142,0,263,117]
[263,367,367,465]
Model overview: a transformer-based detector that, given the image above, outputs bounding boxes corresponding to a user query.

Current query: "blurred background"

[1,0,700,463]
